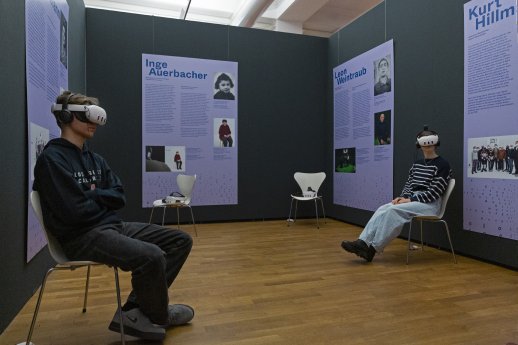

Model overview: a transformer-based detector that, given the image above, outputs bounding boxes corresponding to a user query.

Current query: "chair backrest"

[436,178,455,219]
[30,191,70,264]
[176,174,197,204]
[294,172,326,194]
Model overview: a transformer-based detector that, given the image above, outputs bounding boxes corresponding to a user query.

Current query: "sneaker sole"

[341,242,374,262]
[108,319,166,341]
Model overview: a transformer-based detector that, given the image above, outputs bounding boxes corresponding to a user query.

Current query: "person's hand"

[392,197,410,204]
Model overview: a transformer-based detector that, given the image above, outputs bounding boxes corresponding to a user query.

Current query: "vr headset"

[51,99,107,126]
[416,125,440,148]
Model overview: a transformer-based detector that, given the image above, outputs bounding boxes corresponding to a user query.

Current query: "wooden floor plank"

[2,219,518,345]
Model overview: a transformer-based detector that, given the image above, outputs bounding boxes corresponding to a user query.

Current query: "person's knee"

[151,245,167,262]
[179,232,193,253]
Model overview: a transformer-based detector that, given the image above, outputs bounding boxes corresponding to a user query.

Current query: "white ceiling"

[84,0,384,37]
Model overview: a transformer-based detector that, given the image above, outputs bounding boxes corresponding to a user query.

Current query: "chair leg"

[406,220,414,265]
[148,206,155,223]
[319,197,326,224]
[161,206,166,226]
[314,199,320,229]
[188,206,198,237]
[176,207,180,230]
[441,220,457,264]
[82,265,91,313]
[294,200,298,222]
[25,267,56,345]
[287,198,295,226]
[113,267,125,345]
[22,265,124,345]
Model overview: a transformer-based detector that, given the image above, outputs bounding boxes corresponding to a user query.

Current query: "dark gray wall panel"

[326,3,387,226]
[86,10,328,223]
[0,0,86,333]
[85,10,153,223]
[228,27,328,219]
[153,18,230,61]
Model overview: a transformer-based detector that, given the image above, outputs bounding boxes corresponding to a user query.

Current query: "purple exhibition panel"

[333,40,394,211]
[142,54,238,207]
[463,0,518,239]
[25,0,69,261]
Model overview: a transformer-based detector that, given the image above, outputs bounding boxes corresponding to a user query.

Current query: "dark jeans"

[61,222,192,324]
[222,137,233,147]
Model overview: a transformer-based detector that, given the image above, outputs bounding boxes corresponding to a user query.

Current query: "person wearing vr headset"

[33,91,194,341]
[341,126,452,262]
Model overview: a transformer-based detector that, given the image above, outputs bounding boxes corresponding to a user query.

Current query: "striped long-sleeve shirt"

[400,156,452,203]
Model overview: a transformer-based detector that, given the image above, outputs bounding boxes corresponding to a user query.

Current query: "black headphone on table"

[416,125,440,148]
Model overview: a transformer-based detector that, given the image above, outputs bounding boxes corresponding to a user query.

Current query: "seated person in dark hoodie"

[33,91,194,341]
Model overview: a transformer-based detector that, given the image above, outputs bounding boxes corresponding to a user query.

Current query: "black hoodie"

[33,138,125,242]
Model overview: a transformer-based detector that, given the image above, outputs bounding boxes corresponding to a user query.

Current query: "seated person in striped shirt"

[341,127,452,262]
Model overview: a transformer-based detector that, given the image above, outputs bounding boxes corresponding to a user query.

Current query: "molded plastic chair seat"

[406,178,457,264]
[149,174,198,237]
[21,191,125,345]
[287,172,326,228]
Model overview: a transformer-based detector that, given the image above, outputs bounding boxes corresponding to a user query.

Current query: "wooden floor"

[2,219,518,345]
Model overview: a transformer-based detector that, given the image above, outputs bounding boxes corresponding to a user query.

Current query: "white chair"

[406,178,457,264]
[287,172,326,228]
[22,191,125,345]
[149,174,198,237]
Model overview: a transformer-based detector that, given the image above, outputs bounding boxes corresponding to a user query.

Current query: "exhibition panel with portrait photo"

[333,40,394,211]
[142,54,238,207]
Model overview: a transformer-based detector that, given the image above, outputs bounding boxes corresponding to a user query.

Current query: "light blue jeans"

[359,198,442,253]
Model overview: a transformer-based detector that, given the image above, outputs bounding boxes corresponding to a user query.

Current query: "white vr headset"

[417,134,439,147]
[51,103,107,125]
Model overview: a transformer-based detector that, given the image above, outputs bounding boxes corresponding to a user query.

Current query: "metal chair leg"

[314,199,320,229]
[148,206,155,223]
[25,267,56,345]
[406,220,413,265]
[82,265,91,313]
[287,198,295,226]
[319,197,326,224]
[294,200,298,222]
[188,206,198,237]
[441,220,457,264]
[176,207,180,230]
[113,267,125,345]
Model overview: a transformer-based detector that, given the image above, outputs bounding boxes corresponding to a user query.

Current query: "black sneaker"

[357,245,376,262]
[342,240,375,262]
[341,240,361,255]
[341,239,368,255]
